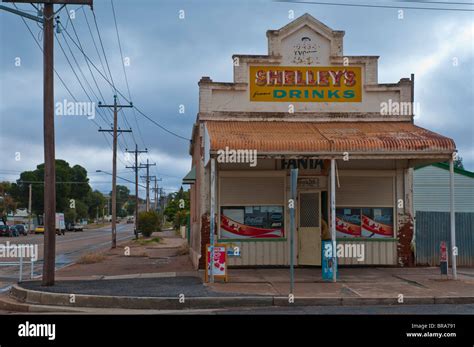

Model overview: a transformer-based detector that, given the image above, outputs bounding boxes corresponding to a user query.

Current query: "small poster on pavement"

[205,244,228,283]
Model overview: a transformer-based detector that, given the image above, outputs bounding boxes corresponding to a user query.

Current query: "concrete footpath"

[1,267,473,312]
[1,230,473,312]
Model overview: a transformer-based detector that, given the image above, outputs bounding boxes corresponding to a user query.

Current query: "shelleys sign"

[249,66,362,102]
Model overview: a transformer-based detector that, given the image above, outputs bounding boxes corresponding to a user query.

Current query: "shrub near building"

[138,211,161,237]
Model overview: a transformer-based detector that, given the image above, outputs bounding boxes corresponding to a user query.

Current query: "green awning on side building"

[182,166,196,185]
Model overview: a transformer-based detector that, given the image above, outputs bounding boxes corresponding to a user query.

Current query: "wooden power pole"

[98,95,132,248]
[140,159,155,212]
[126,145,147,239]
[28,184,32,234]
[1,0,93,286]
[151,176,162,211]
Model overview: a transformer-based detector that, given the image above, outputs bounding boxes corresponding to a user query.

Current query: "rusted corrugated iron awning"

[205,121,455,157]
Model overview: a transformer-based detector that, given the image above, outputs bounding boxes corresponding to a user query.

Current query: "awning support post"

[331,159,337,283]
[210,158,216,283]
[289,168,298,294]
[449,157,457,280]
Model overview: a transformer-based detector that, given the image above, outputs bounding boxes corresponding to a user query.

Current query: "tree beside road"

[7,159,108,224]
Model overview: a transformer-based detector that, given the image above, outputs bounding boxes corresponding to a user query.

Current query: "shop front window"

[336,207,393,238]
[220,206,284,239]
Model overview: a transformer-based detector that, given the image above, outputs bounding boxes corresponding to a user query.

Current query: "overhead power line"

[55,14,133,164]
[65,5,112,122]
[274,0,474,12]
[58,16,190,141]
[110,0,146,150]
[85,8,135,149]
[81,6,109,93]
[16,7,132,169]
[91,8,116,93]
[60,6,133,159]
[55,32,109,127]
[394,0,473,5]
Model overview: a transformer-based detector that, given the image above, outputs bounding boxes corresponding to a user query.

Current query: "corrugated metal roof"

[206,121,455,154]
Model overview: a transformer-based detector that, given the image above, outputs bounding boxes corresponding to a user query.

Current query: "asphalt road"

[0,223,135,292]
[212,304,474,315]
[0,304,472,315]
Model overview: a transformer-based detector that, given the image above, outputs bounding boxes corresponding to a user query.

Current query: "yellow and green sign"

[249,66,362,102]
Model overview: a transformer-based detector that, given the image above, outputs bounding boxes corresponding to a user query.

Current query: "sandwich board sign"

[205,244,228,282]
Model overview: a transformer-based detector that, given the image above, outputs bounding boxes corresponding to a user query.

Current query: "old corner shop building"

[185,14,456,270]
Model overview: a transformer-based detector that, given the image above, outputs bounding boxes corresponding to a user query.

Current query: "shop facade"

[186,14,456,270]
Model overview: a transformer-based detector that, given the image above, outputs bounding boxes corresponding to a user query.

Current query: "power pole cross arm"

[0,4,44,22]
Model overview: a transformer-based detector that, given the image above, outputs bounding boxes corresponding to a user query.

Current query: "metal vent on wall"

[299,193,320,228]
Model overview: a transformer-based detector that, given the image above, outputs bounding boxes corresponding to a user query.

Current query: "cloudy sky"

[1,0,473,199]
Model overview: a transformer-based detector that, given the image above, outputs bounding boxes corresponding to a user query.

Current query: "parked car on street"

[34,225,45,234]
[127,217,134,224]
[67,223,84,232]
[11,226,19,237]
[11,224,27,236]
[73,223,83,232]
[0,225,14,237]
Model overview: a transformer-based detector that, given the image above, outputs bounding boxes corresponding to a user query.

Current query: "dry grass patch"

[133,237,161,246]
[77,253,106,264]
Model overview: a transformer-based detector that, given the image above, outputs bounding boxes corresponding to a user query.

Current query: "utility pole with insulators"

[140,159,156,212]
[98,95,132,248]
[126,144,147,239]
[151,176,162,211]
[28,184,32,235]
[1,0,94,286]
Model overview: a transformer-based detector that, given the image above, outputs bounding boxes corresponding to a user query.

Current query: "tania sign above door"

[249,66,362,102]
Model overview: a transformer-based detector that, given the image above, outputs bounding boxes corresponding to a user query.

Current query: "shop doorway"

[298,191,321,265]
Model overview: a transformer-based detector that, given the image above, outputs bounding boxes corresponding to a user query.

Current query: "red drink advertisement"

[205,244,227,282]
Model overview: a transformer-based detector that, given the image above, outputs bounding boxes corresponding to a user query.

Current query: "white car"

[73,224,84,232]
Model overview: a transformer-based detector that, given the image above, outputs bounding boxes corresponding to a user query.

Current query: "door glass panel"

[299,193,320,227]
